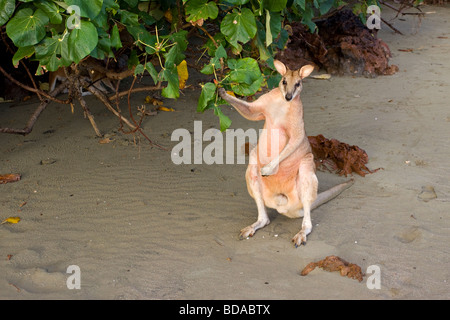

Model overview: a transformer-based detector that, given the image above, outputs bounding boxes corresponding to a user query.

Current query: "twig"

[0,82,67,135]
[82,78,166,150]
[108,84,162,100]
[77,94,102,137]
[9,283,21,292]
[0,30,44,101]
[125,77,167,150]
[381,17,404,35]
[127,76,141,131]
[66,66,102,137]
[0,64,71,105]
[81,78,138,130]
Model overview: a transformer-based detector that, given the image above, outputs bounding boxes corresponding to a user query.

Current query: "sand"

[0,5,449,300]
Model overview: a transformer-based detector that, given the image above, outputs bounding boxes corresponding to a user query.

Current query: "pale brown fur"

[48,67,116,96]
[219,60,353,247]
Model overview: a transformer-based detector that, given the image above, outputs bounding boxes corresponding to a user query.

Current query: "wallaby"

[218,60,353,247]
[48,67,116,96]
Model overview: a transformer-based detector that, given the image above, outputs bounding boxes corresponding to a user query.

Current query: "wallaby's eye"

[282,79,287,85]
[295,82,301,88]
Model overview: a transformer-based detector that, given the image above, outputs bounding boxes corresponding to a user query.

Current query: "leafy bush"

[0,0,381,131]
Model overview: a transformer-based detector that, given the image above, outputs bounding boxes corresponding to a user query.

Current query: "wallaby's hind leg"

[240,148,269,239]
[293,178,354,246]
[292,155,318,247]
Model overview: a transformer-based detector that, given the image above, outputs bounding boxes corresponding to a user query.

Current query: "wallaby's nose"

[285,94,292,101]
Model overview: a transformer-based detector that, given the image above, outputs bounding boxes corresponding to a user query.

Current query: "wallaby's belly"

[255,124,309,217]
[259,152,304,217]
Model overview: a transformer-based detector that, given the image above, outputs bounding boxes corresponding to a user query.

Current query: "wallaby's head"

[274,60,314,102]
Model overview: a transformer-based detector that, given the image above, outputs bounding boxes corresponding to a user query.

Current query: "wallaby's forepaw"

[292,232,307,248]
[261,164,276,177]
[218,87,227,98]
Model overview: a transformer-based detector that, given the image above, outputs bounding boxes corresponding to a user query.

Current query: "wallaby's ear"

[274,60,287,76]
[299,64,314,79]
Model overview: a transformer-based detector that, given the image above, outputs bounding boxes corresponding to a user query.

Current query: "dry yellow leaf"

[1,217,21,225]
[40,82,49,91]
[190,19,204,27]
[311,74,331,80]
[157,106,175,112]
[164,9,173,22]
[177,60,188,89]
[226,91,235,97]
[99,137,113,144]
[145,96,163,106]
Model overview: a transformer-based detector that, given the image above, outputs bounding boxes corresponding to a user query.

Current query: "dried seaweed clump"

[300,255,364,282]
[308,134,381,177]
[277,9,398,77]
[0,173,21,184]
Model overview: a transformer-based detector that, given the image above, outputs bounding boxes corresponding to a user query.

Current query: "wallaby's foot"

[292,223,312,247]
[239,226,256,239]
[239,219,270,239]
[292,231,307,247]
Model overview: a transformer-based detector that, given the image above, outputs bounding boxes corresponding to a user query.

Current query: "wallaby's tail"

[311,179,354,211]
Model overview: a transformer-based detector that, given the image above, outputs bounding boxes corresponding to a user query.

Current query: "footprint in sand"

[395,226,422,244]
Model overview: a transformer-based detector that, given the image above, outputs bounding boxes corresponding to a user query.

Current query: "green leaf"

[215,44,227,59]
[68,20,98,63]
[0,0,16,27]
[200,44,226,75]
[64,0,103,20]
[213,104,231,132]
[227,58,264,96]
[161,67,180,99]
[134,63,144,75]
[268,11,282,42]
[35,0,63,24]
[145,62,159,85]
[294,0,306,10]
[301,4,316,32]
[103,0,120,13]
[313,0,319,9]
[12,46,35,67]
[222,0,249,5]
[185,0,218,22]
[119,9,140,26]
[6,8,49,47]
[35,34,70,71]
[128,49,139,68]
[254,21,271,61]
[128,26,157,54]
[220,8,257,47]
[200,63,214,75]
[163,30,188,67]
[264,0,287,12]
[319,0,335,15]
[89,27,113,60]
[267,73,281,89]
[110,24,122,49]
[197,82,216,112]
[203,33,226,56]
[123,0,138,7]
[170,30,189,53]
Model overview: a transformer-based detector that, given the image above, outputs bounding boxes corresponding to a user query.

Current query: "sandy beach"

[0,5,449,300]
